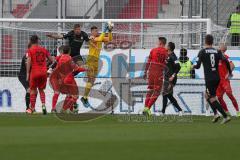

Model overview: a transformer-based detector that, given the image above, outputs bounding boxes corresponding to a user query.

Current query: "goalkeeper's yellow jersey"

[88,32,112,59]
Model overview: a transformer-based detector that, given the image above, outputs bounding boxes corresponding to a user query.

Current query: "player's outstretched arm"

[143,50,152,79]
[103,32,113,42]
[46,34,64,39]
[93,23,113,42]
[104,22,113,42]
[93,33,106,42]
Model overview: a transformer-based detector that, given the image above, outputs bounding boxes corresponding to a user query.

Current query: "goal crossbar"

[0,18,212,34]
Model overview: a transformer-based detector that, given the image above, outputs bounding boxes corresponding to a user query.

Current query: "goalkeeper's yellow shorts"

[86,56,99,78]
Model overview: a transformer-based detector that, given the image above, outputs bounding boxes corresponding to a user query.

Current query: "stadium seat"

[116,0,166,45]
[1,35,13,60]
[12,4,31,18]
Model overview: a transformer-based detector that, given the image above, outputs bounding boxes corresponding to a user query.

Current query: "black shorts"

[162,77,177,95]
[18,75,29,90]
[205,80,220,97]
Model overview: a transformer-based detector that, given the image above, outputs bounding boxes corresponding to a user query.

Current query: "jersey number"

[157,53,166,63]
[210,54,215,68]
[36,51,45,64]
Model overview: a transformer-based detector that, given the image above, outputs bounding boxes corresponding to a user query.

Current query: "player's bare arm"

[46,34,64,39]
[144,51,152,79]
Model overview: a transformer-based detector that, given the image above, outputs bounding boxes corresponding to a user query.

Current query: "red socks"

[30,93,37,110]
[218,96,229,112]
[63,96,77,111]
[145,91,152,108]
[227,93,239,112]
[145,91,160,109]
[39,91,45,104]
[218,93,239,112]
[52,93,59,110]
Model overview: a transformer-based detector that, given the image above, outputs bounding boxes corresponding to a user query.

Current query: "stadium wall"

[0,49,239,115]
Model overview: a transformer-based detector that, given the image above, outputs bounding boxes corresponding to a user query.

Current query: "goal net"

[0,18,214,75]
[0,18,238,116]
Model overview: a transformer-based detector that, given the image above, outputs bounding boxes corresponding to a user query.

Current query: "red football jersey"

[148,47,168,64]
[56,54,86,81]
[28,45,50,71]
[218,54,231,79]
[147,47,168,75]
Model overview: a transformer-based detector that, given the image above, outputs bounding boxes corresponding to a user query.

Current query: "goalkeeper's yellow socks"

[83,82,92,99]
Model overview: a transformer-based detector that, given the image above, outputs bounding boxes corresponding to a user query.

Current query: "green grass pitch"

[0,114,239,160]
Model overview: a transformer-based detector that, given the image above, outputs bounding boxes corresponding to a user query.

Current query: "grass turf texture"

[0,114,239,160]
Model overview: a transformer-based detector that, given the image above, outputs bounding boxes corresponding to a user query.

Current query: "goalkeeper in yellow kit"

[81,23,113,107]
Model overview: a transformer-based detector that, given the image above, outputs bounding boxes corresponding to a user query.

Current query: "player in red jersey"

[26,35,53,114]
[48,48,64,113]
[49,46,87,113]
[216,44,240,117]
[143,37,168,116]
[48,55,62,113]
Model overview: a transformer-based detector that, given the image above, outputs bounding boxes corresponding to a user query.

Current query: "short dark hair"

[91,26,98,31]
[74,24,81,29]
[168,42,175,51]
[205,34,214,45]
[62,45,70,54]
[180,48,187,56]
[158,37,167,45]
[30,35,39,44]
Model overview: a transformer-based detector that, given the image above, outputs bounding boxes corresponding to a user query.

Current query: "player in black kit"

[162,42,183,115]
[194,35,232,124]
[47,24,90,64]
[18,43,32,111]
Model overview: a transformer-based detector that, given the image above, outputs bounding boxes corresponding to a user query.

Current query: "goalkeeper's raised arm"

[92,22,113,42]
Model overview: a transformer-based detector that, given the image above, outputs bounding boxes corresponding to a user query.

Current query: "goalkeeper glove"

[103,23,109,33]
[107,22,114,32]
[108,26,113,32]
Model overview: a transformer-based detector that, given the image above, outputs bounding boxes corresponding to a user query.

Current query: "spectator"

[227,4,240,46]
[178,48,195,79]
